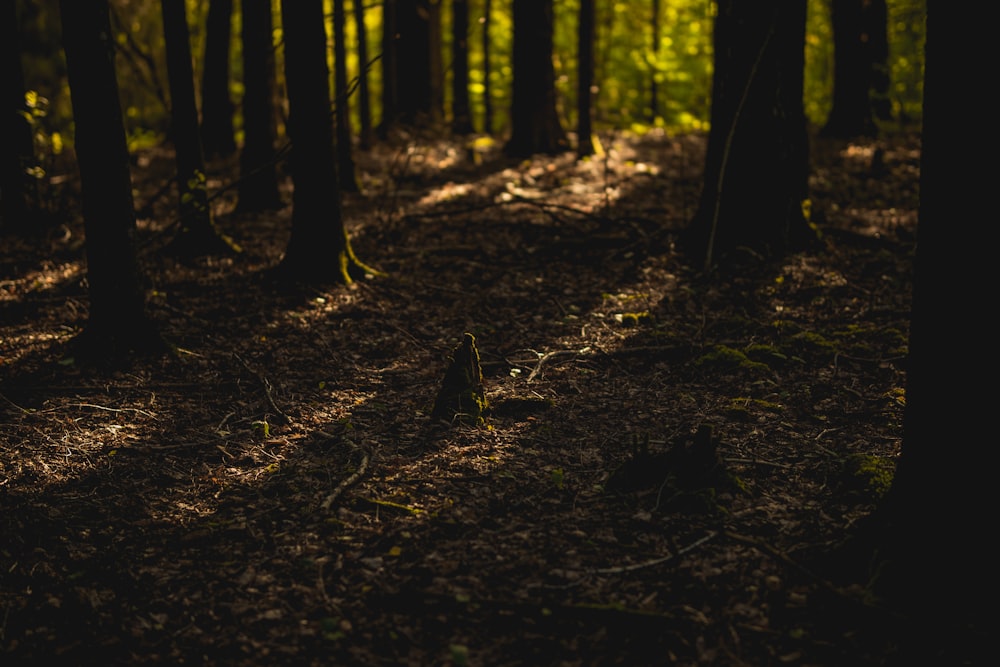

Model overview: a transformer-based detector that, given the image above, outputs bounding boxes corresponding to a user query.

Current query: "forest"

[0,1,993,665]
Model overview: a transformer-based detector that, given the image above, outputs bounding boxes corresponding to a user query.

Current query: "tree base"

[66,317,170,367]
[164,224,242,259]
[269,249,383,287]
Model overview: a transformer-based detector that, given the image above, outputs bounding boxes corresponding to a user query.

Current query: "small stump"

[431,333,488,425]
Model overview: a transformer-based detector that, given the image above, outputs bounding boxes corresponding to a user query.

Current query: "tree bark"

[650,0,660,122]
[481,0,493,135]
[1,0,35,232]
[821,0,879,138]
[277,0,377,284]
[864,2,994,661]
[576,0,596,158]
[161,0,237,256]
[379,0,398,137]
[682,0,816,269]
[333,0,359,192]
[200,0,237,158]
[236,0,283,213]
[504,0,567,157]
[353,0,374,149]
[58,0,164,361]
[450,0,474,135]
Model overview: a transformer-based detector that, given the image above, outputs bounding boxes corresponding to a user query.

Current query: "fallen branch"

[593,531,718,574]
[234,353,291,425]
[320,439,371,510]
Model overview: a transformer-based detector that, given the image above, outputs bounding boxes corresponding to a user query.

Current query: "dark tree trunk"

[450,0,474,135]
[200,0,237,158]
[386,0,435,127]
[1,0,35,232]
[353,0,374,149]
[650,0,660,121]
[379,0,398,136]
[58,0,164,361]
[481,0,493,135]
[236,0,283,213]
[576,0,596,158]
[862,4,994,662]
[161,0,237,256]
[277,0,377,284]
[867,0,891,122]
[682,0,816,269]
[821,0,880,138]
[504,0,567,158]
[333,0,359,192]
[428,0,443,122]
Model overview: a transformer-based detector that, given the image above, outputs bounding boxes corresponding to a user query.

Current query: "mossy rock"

[431,333,488,425]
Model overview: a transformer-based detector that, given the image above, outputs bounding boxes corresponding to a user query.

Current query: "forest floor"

[1,128,925,666]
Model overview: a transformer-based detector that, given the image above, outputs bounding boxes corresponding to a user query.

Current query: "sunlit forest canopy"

[15,0,925,152]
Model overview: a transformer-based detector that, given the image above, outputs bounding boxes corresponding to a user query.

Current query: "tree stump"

[431,333,488,425]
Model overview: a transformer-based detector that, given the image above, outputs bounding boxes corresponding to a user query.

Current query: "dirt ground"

[1,128,923,665]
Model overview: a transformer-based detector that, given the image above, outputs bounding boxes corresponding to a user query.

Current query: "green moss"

[695,345,771,373]
[790,330,836,350]
[728,397,785,412]
[745,343,796,367]
[841,454,895,501]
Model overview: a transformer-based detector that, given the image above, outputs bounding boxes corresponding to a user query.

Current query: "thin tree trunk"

[200,0,237,157]
[352,0,374,148]
[650,0,660,121]
[161,0,238,256]
[236,0,283,213]
[451,0,474,135]
[1,1,35,231]
[333,0,359,191]
[379,0,398,136]
[576,0,596,158]
[482,0,493,134]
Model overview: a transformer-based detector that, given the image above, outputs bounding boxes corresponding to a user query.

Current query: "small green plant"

[251,420,271,438]
[841,453,895,501]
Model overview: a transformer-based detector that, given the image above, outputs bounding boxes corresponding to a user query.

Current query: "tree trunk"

[682,0,816,269]
[1,0,35,232]
[277,0,377,284]
[161,0,237,256]
[576,0,596,158]
[333,0,359,192]
[481,0,493,135]
[821,0,878,138]
[650,0,660,122]
[504,0,567,158]
[390,0,435,127]
[58,0,164,361]
[236,0,283,213]
[867,0,891,122]
[379,0,398,136]
[353,0,374,149]
[450,0,474,135]
[200,0,237,158]
[863,3,994,661]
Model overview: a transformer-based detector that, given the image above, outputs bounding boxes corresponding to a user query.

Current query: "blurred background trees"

[4,0,925,171]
